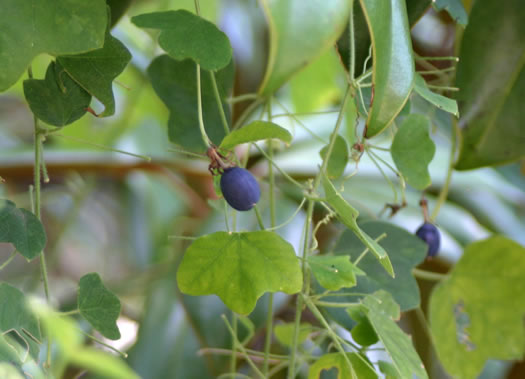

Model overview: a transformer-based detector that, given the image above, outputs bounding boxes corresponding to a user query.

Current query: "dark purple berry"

[220,167,261,211]
[416,222,441,257]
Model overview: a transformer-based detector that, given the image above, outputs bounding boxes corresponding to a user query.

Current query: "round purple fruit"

[416,222,441,257]
[220,167,261,211]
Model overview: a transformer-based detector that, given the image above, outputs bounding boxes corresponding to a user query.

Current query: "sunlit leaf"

[220,121,292,150]
[413,74,458,117]
[357,291,428,378]
[391,114,436,189]
[0,0,107,92]
[455,0,525,169]
[258,0,350,95]
[23,61,91,127]
[274,322,313,347]
[148,55,233,152]
[78,273,121,340]
[57,23,132,117]
[430,236,525,378]
[360,0,415,137]
[320,135,349,179]
[322,175,394,277]
[0,200,46,261]
[177,231,302,315]
[131,10,232,71]
[308,352,377,379]
[433,0,468,26]
[308,255,364,291]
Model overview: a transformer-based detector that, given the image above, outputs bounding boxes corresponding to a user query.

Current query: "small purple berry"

[416,222,440,257]
[220,167,261,211]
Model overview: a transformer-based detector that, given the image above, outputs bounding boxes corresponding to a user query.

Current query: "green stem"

[227,93,259,104]
[348,0,356,81]
[59,309,80,316]
[80,330,128,358]
[28,66,52,367]
[230,312,237,374]
[209,71,230,135]
[233,98,264,130]
[0,250,17,271]
[312,300,361,308]
[303,295,356,377]
[222,315,266,379]
[431,119,459,221]
[253,205,265,230]
[412,268,447,281]
[253,144,304,189]
[288,86,351,379]
[263,97,276,377]
[196,63,212,147]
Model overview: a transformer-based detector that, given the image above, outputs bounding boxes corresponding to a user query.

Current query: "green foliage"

[308,352,377,379]
[274,322,313,347]
[455,0,525,169]
[0,0,107,92]
[413,74,458,117]
[308,255,365,291]
[391,114,436,189]
[0,283,41,359]
[360,0,415,137]
[430,236,525,378]
[322,175,394,277]
[0,200,46,260]
[147,55,233,151]
[258,0,350,95]
[57,24,132,117]
[23,61,91,127]
[219,121,292,150]
[78,273,121,340]
[177,231,302,314]
[357,291,428,378]
[131,10,232,71]
[320,134,349,179]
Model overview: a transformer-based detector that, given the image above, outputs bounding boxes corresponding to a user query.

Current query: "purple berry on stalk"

[220,167,261,211]
[416,222,440,257]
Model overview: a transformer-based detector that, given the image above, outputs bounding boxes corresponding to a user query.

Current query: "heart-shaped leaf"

[320,134,349,179]
[391,114,436,190]
[308,352,377,379]
[308,255,365,291]
[258,0,350,95]
[322,175,394,277]
[430,236,525,378]
[0,283,41,359]
[414,74,458,117]
[78,273,121,340]
[131,10,232,71]
[360,0,415,137]
[57,24,132,117]
[148,55,234,152]
[0,200,46,260]
[0,0,107,92]
[347,308,379,346]
[455,0,525,170]
[177,231,302,315]
[357,291,428,378]
[220,121,292,150]
[23,61,91,127]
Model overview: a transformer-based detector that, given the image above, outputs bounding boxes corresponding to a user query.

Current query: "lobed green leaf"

[308,255,365,291]
[220,121,292,150]
[414,74,458,117]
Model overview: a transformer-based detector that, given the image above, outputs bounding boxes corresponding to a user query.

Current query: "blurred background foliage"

[1,0,524,378]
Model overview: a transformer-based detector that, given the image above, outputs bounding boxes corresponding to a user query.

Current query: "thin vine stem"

[28,66,52,367]
[431,119,459,221]
[80,330,128,358]
[209,71,230,135]
[412,268,447,281]
[0,250,17,271]
[196,63,212,147]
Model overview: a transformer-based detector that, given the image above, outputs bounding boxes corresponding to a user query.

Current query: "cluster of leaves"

[0,0,524,378]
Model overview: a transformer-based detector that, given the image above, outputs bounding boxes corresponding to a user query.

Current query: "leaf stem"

[28,66,52,366]
[348,0,356,81]
[412,268,447,281]
[253,205,265,230]
[209,71,230,135]
[227,93,259,104]
[0,250,17,271]
[430,119,459,221]
[80,330,128,358]
[196,63,212,147]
